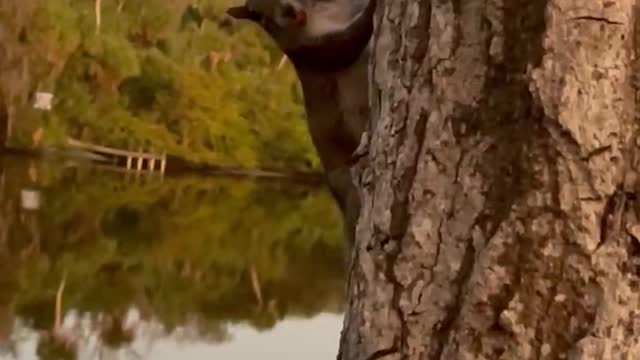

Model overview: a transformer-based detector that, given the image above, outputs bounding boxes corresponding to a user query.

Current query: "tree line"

[0,0,318,171]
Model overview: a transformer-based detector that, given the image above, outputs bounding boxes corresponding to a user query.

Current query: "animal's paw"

[348,131,370,166]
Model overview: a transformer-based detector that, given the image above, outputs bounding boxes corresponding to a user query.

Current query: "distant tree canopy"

[0,0,318,171]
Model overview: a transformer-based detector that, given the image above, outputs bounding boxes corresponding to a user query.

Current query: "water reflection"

[0,157,346,360]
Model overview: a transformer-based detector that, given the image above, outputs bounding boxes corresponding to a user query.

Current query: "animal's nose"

[281,2,306,26]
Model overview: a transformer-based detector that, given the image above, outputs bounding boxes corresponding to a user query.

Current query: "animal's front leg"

[325,166,360,248]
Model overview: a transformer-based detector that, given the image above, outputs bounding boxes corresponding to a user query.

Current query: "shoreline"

[0,146,326,186]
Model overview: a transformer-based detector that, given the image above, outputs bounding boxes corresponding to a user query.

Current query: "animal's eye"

[282,4,296,19]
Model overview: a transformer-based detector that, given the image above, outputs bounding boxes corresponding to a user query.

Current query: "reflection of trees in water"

[30,306,234,360]
[0,303,14,355]
[0,157,346,358]
[3,305,235,360]
[0,164,18,356]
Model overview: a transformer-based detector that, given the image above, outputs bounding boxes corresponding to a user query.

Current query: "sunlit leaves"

[4,0,321,172]
[84,34,140,80]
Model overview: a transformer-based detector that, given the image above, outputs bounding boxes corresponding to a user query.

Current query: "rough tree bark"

[339,0,640,359]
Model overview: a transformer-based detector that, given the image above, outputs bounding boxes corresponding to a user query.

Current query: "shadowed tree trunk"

[339,0,640,359]
[0,0,38,148]
[96,0,102,34]
[0,99,8,148]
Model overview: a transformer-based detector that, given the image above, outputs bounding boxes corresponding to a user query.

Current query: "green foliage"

[0,157,344,350]
[1,0,318,171]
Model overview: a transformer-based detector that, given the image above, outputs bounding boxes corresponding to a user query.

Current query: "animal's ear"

[226,6,262,22]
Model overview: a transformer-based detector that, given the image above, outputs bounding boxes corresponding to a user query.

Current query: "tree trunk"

[95,0,102,34]
[0,98,7,149]
[339,0,640,359]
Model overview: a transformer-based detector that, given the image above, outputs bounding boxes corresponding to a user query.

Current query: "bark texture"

[339,0,640,359]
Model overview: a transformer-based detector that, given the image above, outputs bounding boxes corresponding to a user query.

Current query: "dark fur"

[227,0,374,246]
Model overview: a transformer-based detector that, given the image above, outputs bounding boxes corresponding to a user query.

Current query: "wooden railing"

[65,137,166,175]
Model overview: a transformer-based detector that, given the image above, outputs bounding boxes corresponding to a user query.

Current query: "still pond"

[0,156,346,360]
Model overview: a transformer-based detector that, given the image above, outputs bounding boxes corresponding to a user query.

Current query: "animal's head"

[226,0,371,52]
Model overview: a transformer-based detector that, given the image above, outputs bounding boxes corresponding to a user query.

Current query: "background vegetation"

[0,2,343,358]
[0,157,345,358]
[0,0,318,171]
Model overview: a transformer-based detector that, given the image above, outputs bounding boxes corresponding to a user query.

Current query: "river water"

[0,156,347,360]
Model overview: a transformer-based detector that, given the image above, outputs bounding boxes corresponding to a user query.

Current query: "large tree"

[338,0,640,359]
[0,0,39,147]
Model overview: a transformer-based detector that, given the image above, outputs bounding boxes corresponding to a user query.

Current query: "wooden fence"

[65,137,166,175]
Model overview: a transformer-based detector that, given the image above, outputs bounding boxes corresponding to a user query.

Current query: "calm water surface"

[0,157,347,360]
